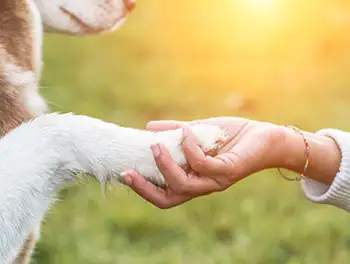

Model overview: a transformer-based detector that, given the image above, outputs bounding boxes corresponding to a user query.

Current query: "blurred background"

[33,0,350,263]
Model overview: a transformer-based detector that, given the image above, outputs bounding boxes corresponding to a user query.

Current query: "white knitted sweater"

[302,129,350,212]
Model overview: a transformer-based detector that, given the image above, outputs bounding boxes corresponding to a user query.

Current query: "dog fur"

[0,1,227,263]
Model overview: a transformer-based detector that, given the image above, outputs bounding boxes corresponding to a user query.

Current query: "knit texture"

[301,129,350,212]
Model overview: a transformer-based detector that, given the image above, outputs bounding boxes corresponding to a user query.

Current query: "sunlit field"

[32,0,350,263]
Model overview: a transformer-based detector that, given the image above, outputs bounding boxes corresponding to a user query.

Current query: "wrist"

[279,126,341,185]
[278,126,307,172]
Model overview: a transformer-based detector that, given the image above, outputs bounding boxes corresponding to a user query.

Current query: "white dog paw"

[111,124,227,188]
[187,124,227,154]
[143,124,227,186]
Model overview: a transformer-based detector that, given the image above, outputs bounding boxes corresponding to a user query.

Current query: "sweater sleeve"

[301,129,350,212]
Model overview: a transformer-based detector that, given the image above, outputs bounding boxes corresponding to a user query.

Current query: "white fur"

[0,113,226,263]
[2,57,47,115]
[3,60,36,87]
[16,0,136,116]
[33,0,133,35]
[29,0,43,76]
[0,0,228,263]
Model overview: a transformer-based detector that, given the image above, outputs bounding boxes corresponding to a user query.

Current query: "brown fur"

[13,234,36,264]
[0,0,35,132]
[0,1,38,263]
[0,65,33,135]
[0,0,35,71]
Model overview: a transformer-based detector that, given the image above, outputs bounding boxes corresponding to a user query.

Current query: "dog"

[0,0,227,263]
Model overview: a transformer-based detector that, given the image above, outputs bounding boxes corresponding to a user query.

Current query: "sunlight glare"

[244,0,277,13]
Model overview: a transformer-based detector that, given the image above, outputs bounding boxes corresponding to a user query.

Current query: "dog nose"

[124,0,136,12]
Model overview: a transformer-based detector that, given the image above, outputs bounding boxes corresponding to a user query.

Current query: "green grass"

[31,1,350,263]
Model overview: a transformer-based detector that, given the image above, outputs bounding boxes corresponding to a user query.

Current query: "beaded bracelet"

[277,125,310,181]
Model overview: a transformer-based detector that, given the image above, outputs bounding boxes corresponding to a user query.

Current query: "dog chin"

[42,16,127,36]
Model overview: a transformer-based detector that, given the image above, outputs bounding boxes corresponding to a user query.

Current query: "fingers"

[122,170,193,209]
[151,143,223,195]
[145,119,210,131]
[146,120,186,131]
[150,144,188,189]
[182,128,233,176]
[121,133,235,209]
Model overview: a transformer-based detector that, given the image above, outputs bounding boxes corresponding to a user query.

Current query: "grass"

[31,1,350,263]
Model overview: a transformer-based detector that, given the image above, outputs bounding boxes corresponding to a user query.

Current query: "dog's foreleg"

[0,113,162,263]
[0,113,224,263]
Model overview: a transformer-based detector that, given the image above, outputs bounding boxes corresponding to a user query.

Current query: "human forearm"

[124,118,350,211]
[280,127,341,185]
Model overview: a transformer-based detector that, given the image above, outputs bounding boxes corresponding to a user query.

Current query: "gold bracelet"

[277,125,310,181]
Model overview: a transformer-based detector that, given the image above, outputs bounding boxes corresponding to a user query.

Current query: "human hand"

[121,117,288,208]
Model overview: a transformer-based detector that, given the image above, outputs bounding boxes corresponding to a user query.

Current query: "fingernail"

[151,144,161,157]
[121,172,132,186]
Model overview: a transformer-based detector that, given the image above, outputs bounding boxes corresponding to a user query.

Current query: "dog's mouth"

[59,7,127,34]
